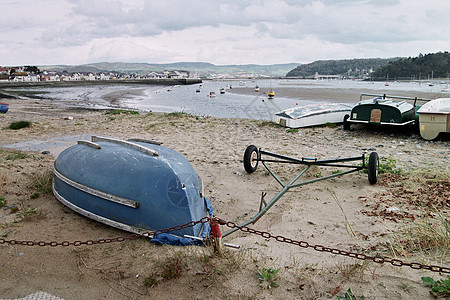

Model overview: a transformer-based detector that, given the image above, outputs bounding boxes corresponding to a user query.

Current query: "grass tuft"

[321,122,338,128]
[8,121,31,130]
[286,128,298,133]
[361,154,400,174]
[1,149,29,161]
[105,109,139,115]
[384,213,450,259]
[161,258,183,280]
[337,288,365,300]
[165,111,193,118]
[28,169,53,195]
[257,267,280,289]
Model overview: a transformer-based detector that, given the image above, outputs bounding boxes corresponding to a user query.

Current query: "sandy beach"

[229,83,442,104]
[0,92,449,299]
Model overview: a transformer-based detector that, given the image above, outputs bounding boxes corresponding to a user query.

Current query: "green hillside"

[286,58,397,78]
[370,52,450,80]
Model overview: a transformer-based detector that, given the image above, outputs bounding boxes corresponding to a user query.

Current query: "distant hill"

[39,62,300,77]
[370,52,450,80]
[286,58,398,78]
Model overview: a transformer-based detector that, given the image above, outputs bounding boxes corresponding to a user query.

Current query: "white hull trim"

[52,181,152,236]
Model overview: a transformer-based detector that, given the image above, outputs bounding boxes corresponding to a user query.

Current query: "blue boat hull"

[53,136,211,240]
[0,103,8,113]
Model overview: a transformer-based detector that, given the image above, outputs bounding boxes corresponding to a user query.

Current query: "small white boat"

[417,98,450,140]
[254,85,260,92]
[220,88,225,94]
[272,103,354,128]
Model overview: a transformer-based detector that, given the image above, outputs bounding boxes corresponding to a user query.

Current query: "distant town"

[0,64,372,82]
[0,66,193,82]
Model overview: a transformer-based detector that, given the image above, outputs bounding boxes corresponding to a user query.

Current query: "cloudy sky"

[1,0,449,66]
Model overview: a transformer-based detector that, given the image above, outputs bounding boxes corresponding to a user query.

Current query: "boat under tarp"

[272,103,354,128]
[52,136,212,245]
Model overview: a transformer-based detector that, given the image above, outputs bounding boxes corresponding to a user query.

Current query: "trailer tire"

[343,115,350,131]
[243,145,259,173]
[368,152,379,185]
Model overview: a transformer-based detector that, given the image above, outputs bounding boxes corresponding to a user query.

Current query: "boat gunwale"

[346,119,416,126]
[418,111,450,115]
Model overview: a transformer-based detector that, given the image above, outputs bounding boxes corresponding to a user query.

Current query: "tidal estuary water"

[5,79,447,120]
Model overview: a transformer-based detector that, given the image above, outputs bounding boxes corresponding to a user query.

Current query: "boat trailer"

[223,145,379,237]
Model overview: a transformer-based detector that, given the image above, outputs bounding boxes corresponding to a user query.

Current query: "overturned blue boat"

[52,136,212,245]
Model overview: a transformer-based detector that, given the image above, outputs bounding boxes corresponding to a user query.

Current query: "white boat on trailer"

[272,103,354,128]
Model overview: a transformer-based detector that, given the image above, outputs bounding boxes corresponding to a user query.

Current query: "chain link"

[213,217,450,274]
[0,216,448,274]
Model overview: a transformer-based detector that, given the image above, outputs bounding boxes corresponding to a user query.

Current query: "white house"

[85,73,96,81]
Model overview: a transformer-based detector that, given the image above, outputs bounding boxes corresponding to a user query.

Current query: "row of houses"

[0,67,191,82]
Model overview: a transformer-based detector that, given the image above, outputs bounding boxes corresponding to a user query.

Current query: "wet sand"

[228,85,442,103]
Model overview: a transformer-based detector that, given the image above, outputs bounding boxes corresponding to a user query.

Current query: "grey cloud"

[63,0,305,40]
[2,0,449,65]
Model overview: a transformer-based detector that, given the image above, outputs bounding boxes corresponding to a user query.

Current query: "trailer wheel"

[343,115,350,130]
[368,152,379,185]
[243,145,259,173]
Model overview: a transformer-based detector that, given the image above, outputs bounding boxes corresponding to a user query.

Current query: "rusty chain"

[213,217,450,274]
[0,217,209,247]
[1,216,448,274]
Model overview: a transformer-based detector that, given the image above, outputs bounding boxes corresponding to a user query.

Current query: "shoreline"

[0,78,202,88]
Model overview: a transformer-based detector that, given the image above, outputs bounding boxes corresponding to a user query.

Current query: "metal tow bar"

[223,145,379,237]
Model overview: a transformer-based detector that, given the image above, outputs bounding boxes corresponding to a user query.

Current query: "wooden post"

[210,219,223,257]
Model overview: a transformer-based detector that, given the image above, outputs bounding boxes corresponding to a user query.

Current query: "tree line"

[286,58,397,78]
[285,52,450,80]
[370,52,450,80]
